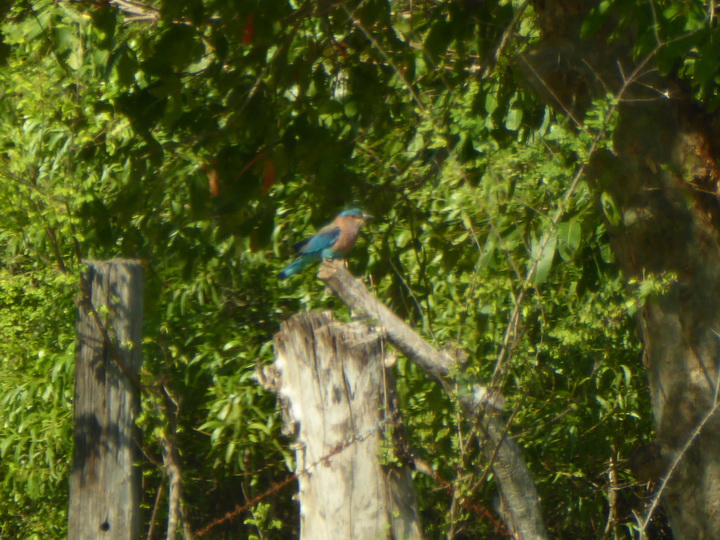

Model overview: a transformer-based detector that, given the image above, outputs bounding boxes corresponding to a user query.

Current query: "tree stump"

[272,312,422,540]
[68,260,143,539]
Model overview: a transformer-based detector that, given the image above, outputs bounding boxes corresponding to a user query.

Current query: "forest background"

[1,0,718,538]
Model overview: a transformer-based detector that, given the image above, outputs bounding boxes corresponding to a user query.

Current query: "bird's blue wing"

[292,238,311,253]
[296,227,341,255]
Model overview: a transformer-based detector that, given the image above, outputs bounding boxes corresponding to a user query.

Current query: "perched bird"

[278,208,372,280]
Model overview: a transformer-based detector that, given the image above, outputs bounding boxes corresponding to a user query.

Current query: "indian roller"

[278,208,372,280]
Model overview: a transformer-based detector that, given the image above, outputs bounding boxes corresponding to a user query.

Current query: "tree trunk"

[68,260,143,540]
[595,99,720,539]
[524,2,720,537]
[272,312,423,540]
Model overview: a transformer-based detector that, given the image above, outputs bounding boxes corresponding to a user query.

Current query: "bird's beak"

[362,213,373,221]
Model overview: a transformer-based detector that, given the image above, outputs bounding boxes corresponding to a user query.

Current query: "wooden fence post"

[68,260,143,540]
[271,312,423,540]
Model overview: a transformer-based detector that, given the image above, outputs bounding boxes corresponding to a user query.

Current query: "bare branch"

[481,0,531,78]
[146,478,165,540]
[161,435,185,540]
[160,385,194,540]
[602,444,620,539]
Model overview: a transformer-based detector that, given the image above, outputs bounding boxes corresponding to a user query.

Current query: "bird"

[278,208,372,280]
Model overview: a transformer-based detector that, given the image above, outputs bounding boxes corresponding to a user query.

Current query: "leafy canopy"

[2,0,712,536]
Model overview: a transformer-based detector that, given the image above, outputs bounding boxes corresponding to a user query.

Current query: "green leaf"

[485,91,498,114]
[505,106,523,131]
[600,191,622,227]
[532,231,557,286]
[557,218,582,261]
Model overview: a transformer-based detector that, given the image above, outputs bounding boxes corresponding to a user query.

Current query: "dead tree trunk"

[68,260,143,540]
[271,312,423,540]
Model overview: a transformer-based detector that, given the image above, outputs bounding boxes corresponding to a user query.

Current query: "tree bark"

[272,312,423,540]
[68,260,143,540]
[597,99,720,540]
[523,2,720,537]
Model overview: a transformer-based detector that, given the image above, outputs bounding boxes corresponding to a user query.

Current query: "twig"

[160,384,193,539]
[711,0,716,26]
[342,5,426,112]
[146,477,165,540]
[161,434,185,539]
[602,443,619,539]
[481,0,531,78]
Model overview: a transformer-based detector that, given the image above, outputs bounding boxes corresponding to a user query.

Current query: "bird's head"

[339,208,373,221]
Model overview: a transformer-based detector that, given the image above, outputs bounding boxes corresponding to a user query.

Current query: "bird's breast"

[331,230,358,254]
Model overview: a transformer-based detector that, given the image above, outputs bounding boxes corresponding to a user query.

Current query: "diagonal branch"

[320,261,452,382]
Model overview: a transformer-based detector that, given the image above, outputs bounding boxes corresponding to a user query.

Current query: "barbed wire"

[196,410,512,537]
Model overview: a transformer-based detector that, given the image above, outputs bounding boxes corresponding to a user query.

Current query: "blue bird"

[278,208,372,280]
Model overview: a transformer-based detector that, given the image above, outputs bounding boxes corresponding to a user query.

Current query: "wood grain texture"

[274,312,422,540]
[68,260,143,540]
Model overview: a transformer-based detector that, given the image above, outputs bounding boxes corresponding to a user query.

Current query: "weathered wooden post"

[68,260,143,539]
[270,312,422,540]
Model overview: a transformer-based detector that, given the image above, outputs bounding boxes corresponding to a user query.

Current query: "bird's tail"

[278,257,310,280]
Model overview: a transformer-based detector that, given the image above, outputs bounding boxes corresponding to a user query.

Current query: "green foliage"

[583,0,720,108]
[0,269,75,538]
[0,0,706,537]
